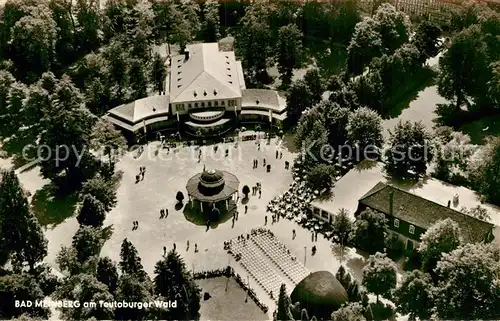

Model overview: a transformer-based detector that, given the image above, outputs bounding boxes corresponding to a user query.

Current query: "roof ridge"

[386,184,494,227]
[359,181,387,201]
[203,51,240,97]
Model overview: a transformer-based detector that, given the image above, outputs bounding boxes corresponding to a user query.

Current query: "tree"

[412,20,442,64]
[154,249,201,320]
[242,185,250,198]
[321,102,350,148]
[38,75,97,190]
[9,5,57,80]
[372,3,411,54]
[352,208,387,254]
[90,119,127,168]
[81,173,118,212]
[385,120,432,179]
[274,283,294,321]
[120,238,148,282]
[331,302,366,321]
[286,79,313,126]
[176,191,185,203]
[236,3,272,84]
[434,243,500,320]
[303,68,324,103]
[115,274,156,320]
[469,137,500,205]
[332,209,352,245]
[306,164,335,190]
[97,257,119,294]
[72,226,105,264]
[347,17,382,75]
[129,59,148,100]
[276,24,303,87]
[55,273,114,321]
[0,274,50,319]
[394,270,433,320]
[74,0,102,53]
[347,107,384,154]
[362,252,397,302]
[437,25,490,110]
[77,194,107,227]
[201,0,220,42]
[150,52,167,94]
[418,218,462,274]
[0,170,47,271]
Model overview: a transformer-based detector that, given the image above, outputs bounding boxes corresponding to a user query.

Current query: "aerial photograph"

[0,0,499,320]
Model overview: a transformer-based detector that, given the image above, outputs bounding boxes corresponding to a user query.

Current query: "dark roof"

[200,169,224,184]
[291,271,348,319]
[359,182,494,243]
[186,170,239,202]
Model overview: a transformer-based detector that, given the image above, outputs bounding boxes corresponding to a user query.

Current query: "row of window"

[175,100,238,111]
[394,218,415,234]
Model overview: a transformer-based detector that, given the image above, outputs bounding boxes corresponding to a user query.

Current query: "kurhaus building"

[105,42,287,141]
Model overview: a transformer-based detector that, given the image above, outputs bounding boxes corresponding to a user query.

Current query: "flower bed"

[193,266,269,314]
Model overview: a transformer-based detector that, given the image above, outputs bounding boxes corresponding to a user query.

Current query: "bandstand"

[186,169,240,218]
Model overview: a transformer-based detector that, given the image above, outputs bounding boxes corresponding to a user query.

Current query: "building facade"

[355,182,494,250]
[105,42,286,141]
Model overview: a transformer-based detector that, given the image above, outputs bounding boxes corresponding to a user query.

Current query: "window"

[321,211,329,219]
[188,103,192,108]
[228,100,232,107]
[221,101,225,106]
[409,225,415,234]
[214,101,218,106]
[195,103,198,108]
[201,102,205,107]
[394,219,399,228]
[208,102,212,107]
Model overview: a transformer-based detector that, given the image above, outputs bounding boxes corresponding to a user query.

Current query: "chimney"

[389,191,394,215]
[185,49,190,60]
[447,200,451,207]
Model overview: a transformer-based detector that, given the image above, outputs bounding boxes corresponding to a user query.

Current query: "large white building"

[106,42,287,141]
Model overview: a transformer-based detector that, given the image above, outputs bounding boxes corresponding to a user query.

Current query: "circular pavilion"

[186,169,240,218]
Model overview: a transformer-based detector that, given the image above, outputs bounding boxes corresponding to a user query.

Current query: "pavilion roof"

[186,170,239,202]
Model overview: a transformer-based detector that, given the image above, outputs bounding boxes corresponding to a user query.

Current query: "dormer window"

[229,81,233,84]
[409,225,415,234]
[152,107,156,112]
[177,78,181,81]
[228,74,232,77]
[226,61,230,64]
[256,100,259,105]
[177,71,181,74]
[213,89,217,96]
[177,85,182,88]
[203,90,207,97]
[225,56,229,58]
[227,68,231,70]
[193,90,197,97]
[394,219,399,228]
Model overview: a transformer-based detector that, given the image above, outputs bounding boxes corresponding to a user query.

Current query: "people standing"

[160,209,164,219]
[245,205,248,214]
[173,243,176,250]
[163,246,166,256]
[276,150,279,159]
[265,216,268,225]
[195,243,198,252]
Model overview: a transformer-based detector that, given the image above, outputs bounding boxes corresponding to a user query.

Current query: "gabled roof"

[107,95,170,123]
[359,182,494,243]
[169,43,243,103]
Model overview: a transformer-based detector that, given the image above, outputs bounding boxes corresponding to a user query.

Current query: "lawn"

[458,114,500,145]
[197,277,268,320]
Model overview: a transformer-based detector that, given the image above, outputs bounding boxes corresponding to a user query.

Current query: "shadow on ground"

[183,200,236,229]
[31,183,79,227]
[0,128,39,169]
[381,67,436,120]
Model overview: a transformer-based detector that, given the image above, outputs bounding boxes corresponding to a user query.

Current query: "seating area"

[229,236,282,297]
[251,229,310,285]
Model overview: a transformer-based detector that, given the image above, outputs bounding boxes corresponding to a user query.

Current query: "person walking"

[292,229,296,239]
[195,243,198,252]
[165,208,169,217]
[173,243,176,250]
[160,209,164,219]
[265,216,268,225]
[163,246,166,256]
[276,150,279,159]
[187,240,190,249]
[259,189,262,199]
[263,159,266,166]
[245,205,248,214]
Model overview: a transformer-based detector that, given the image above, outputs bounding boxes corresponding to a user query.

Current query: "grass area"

[381,67,437,119]
[31,183,79,227]
[458,114,500,145]
[306,41,348,78]
[196,277,268,321]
